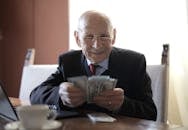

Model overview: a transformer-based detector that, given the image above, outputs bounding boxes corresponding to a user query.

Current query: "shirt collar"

[86,58,109,70]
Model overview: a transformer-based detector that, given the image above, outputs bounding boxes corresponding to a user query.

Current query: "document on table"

[87,113,117,122]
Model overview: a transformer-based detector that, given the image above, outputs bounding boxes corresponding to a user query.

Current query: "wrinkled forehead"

[78,12,113,35]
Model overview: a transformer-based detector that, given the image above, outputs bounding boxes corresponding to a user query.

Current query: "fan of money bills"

[67,76,117,103]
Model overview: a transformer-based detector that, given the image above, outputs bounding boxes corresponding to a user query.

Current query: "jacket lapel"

[81,54,92,76]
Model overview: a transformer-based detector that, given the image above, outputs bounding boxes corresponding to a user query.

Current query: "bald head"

[77,11,114,35]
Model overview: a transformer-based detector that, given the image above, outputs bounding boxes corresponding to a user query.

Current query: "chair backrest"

[146,65,167,122]
[146,44,169,123]
[19,65,58,101]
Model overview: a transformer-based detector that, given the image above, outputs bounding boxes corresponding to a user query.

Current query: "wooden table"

[1,98,186,130]
[60,116,185,130]
[1,115,187,130]
[9,97,30,107]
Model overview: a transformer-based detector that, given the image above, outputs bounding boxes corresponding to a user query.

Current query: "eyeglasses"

[83,34,111,42]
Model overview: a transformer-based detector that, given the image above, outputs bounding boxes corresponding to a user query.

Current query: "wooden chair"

[19,48,58,101]
[147,44,169,123]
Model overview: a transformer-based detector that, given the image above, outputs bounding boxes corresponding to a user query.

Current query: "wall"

[0,42,2,82]
[0,0,34,96]
[34,0,69,64]
[0,0,3,83]
[0,0,69,97]
[0,43,1,81]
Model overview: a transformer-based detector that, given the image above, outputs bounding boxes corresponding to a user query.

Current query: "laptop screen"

[0,83,18,121]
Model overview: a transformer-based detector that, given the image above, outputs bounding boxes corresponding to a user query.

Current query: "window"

[69,0,188,65]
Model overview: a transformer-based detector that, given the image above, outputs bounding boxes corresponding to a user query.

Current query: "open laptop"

[0,83,18,121]
[0,82,84,121]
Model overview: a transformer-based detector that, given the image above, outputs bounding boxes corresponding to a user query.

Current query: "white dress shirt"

[86,58,109,75]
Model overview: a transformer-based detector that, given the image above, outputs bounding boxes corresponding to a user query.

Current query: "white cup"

[16,105,55,129]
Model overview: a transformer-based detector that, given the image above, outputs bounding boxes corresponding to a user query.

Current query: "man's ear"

[112,28,116,45]
[74,31,81,47]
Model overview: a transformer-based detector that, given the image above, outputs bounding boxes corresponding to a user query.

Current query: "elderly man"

[30,10,157,121]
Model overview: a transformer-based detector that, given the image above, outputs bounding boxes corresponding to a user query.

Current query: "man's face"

[75,18,116,63]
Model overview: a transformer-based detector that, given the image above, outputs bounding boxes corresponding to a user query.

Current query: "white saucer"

[4,120,62,130]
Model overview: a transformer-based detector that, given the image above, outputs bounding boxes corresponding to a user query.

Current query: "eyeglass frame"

[81,33,112,42]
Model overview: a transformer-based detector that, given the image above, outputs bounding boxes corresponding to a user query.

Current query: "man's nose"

[92,39,100,49]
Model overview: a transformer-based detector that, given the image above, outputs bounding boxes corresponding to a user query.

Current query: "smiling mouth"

[91,51,104,56]
[89,49,105,55]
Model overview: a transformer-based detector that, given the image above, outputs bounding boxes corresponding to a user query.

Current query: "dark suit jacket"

[30,47,157,120]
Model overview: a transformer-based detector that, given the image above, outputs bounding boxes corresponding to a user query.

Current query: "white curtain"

[69,0,188,126]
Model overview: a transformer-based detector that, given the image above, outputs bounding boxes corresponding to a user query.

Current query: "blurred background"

[0,0,188,127]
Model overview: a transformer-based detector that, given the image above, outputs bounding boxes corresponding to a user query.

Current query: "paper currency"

[67,76,117,103]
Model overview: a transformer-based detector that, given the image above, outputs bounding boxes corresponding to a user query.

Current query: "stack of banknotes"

[67,76,117,103]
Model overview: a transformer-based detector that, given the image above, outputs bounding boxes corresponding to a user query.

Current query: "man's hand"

[93,88,124,111]
[59,82,86,107]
